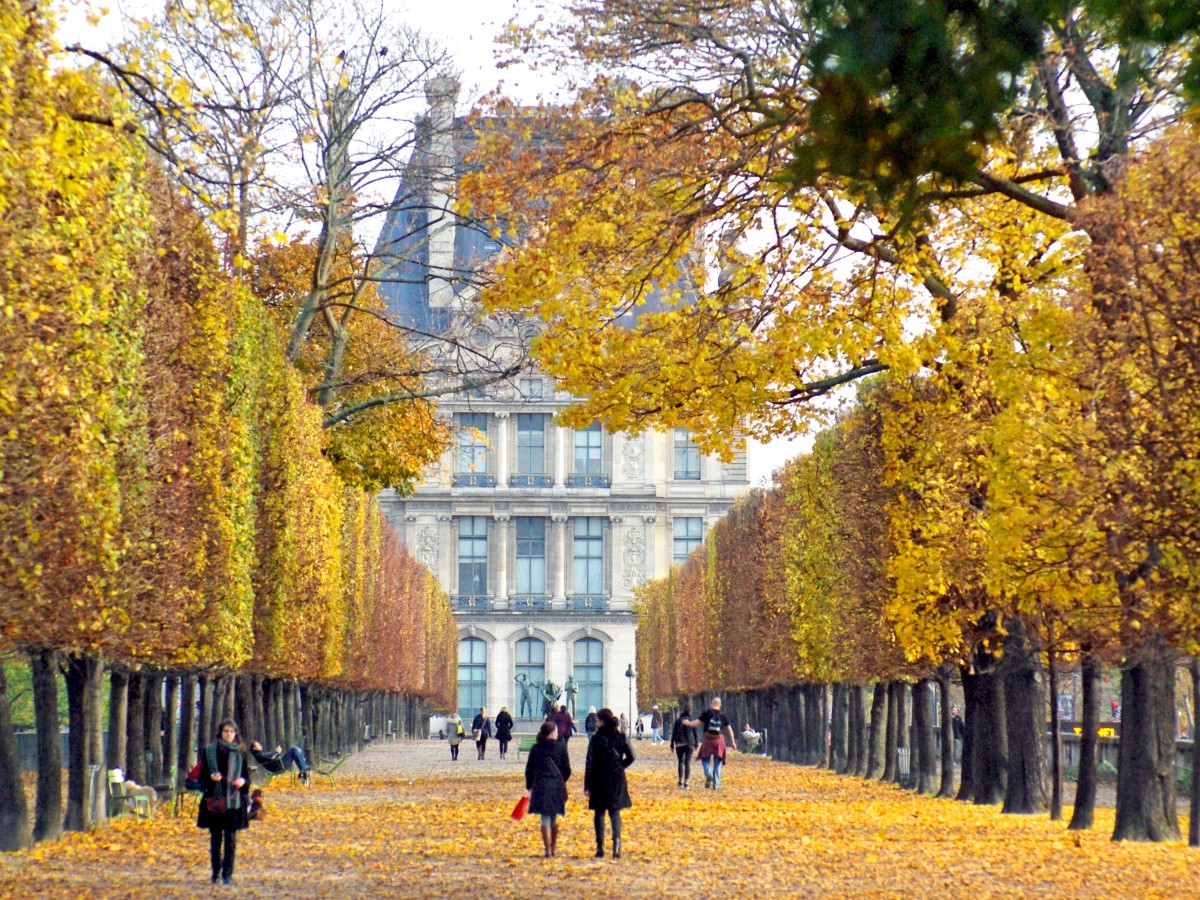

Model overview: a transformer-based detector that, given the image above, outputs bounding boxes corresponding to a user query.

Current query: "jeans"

[702,756,724,789]
[279,746,311,772]
[650,727,663,744]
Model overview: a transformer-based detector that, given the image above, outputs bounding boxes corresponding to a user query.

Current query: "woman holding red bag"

[524,721,571,857]
[197,719,251,885]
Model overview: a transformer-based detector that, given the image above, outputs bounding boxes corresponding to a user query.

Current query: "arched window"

[514,637,546,718]
[573,638,603,714]
[458,638,487,718]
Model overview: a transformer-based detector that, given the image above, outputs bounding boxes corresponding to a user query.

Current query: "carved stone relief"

[622,525,646,591]
[621,434,644,480]
[416,526,439,569]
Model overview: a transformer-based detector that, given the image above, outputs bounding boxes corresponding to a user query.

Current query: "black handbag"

[206,795,228,814]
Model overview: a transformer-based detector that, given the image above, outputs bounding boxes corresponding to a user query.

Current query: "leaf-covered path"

[1,739,1196,898]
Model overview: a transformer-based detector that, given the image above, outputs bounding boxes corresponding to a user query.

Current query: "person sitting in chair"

[250,741,313,783]
[741,724,764,755]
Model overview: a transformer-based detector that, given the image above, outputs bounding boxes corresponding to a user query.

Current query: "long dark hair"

[215,718,243,749]
[597,708,618,730]
[537,721,557,743]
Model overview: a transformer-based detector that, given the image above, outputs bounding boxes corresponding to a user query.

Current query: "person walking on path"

[584,708,635,859]
[446,712,465,761]
[584,707,598,740]
[951,706,965,763]
[551,705,576,752]
[649,705,664,744]
[197,719,251,886]
[670,705,699,788]
[618,712,629,734]
[472,708,493,760]
[524,721,572,858]
[697,698,737,790]
[495,707,514,759]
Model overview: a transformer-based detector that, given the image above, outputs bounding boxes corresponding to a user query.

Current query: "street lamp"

[625,664,635,731]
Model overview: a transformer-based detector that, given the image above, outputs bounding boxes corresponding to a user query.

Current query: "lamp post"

[625,664,635,732]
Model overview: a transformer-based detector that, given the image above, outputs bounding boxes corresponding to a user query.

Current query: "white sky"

[60,0,810,484]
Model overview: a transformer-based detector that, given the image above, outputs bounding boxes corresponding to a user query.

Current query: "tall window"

[518,377,544,399]
[574,422,603,475]
[458,637,486,718]
[516,414,546,474]
[574,638,604,713]
[515,517,546,594]
[673,517,703,564]
[673,428,701,480]
[515,637,546,715]
[573,517,604,595]
[457,517,488,594]
[456,412,489,472]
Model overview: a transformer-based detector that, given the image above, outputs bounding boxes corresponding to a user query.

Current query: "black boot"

[613,836,621,859]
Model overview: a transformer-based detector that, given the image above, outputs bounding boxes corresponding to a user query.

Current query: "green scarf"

[206,741,244,810]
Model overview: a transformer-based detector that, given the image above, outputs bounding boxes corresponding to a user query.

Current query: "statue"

[516,672,539,718]
[541,679,561,718]
[564,674,579,717]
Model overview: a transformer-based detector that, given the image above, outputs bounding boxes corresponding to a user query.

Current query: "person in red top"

[550,705,576,751]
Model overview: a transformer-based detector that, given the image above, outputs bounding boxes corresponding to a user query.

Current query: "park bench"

[107,768,151,820]
[515,737,536,761]
[314,753,349,786]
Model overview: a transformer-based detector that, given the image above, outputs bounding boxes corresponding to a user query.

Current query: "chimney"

[424,75,460,309]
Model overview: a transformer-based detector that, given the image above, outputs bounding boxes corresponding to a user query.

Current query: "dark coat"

[495,711,514,741]
[584,726,634,811]
[472,713,492,738]
[525,739,571,816]
[196,741,250,832]
[670,716,698,749]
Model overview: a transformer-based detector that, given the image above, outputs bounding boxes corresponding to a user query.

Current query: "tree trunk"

[0,663,32,850]
[937,668,955,798]
[1190,657,1199,848]
[883,682,899,782]
[972,666,1007,805]
[31,649,62,843]
[179,675,198,774]
[199,675,214,749]
[892,681,908,786]
[64,655,91,832]
[914,679,937,794]
[1112,649,1180,841]
[956,668,977,801]
[1069,654,1100,830]
[86,660,105,823]
[125,670,146,785]
[1048,648,1063,821]
[1001,623,1047,814]
[106,668,128,772]
[846,685,861,775]
[235,673,257,747]
[866,682,888,780]
[164,676,180,785]
[832,683,849,772]
[144,671,164,785]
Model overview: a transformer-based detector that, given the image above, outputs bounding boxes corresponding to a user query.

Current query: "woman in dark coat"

[196,719,251,885]
[472,707,493,759]
[584,707,634,859]
[524,721,572,857]
[494,706,514,759]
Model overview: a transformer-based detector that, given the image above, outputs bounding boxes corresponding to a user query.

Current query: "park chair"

[314,753,349,786]
[107,768,151,820]
[515,736,537,761]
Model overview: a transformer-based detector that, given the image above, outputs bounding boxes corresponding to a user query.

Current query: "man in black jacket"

[669,705,699,788]
[250,741,313,783]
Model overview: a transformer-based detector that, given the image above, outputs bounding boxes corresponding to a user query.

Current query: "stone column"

[553,424,567,486]
[436,514,453,594]
[494,514,510,607]
[494,411,509,486]
[551,513,568,607]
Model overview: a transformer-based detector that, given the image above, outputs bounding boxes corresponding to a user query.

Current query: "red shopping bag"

[511,796,529,821]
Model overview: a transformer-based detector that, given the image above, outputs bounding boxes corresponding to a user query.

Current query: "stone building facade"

[375,78,750,725]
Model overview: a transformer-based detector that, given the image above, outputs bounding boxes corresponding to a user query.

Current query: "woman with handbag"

[446,712,464,760]
[197,719,251,885]
[584,708,634,859]
[472,707,493,760]
[524,721,571,857]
